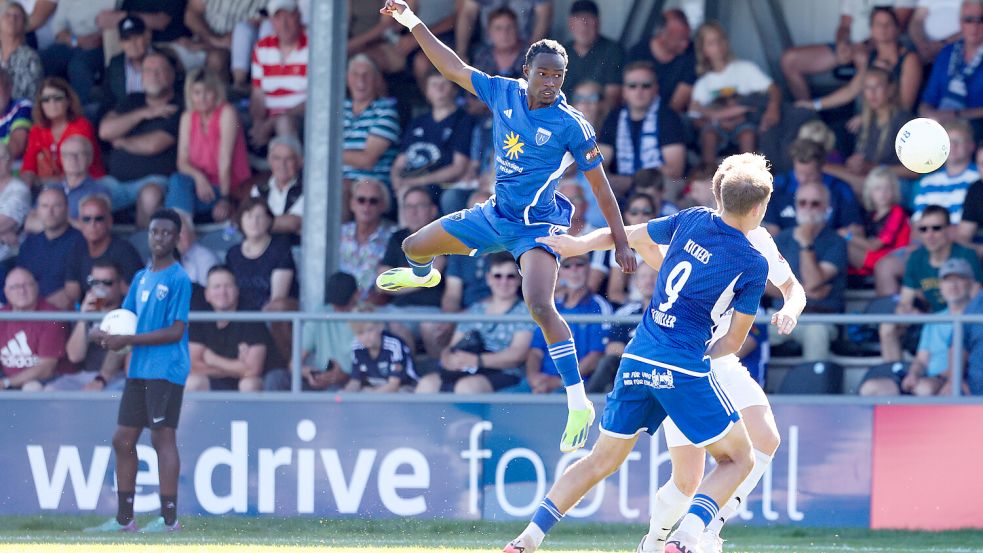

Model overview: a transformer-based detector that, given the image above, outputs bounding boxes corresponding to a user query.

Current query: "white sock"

[646,481,693,548]
[410,270,432,283]
[706,449,773,537]
[522,522,546,547]
[564,381,589,410]
[674,513,706,540]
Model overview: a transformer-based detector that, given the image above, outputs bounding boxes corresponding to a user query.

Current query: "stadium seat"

[777,360,844,394]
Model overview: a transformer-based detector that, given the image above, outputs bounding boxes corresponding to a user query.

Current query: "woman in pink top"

[165,69,250,222]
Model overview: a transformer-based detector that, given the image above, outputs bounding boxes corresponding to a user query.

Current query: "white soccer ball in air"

[895,117,950,174]
[99,309,137,353]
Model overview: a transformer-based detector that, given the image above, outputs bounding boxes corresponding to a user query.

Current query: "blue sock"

[548,339,581,387]
[407,257,433,278]
[530,498,563,535]
[688,494,720,527]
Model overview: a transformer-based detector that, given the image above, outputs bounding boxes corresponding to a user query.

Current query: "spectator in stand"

[557,179,593,237]
[863,257,978,396]
[598,61,686,192]
[0,267,68,391]
[65,194,143,297]
[959,177,983,258]
[21,77,104,188]
[0,69,30,160]
[28,136,109,230]
[45,261,127,391]
[345,310,416,393]
[377,186,448,357]
[965,280,983,394]
[39,0,114,106]
[416,252,535,394]
[441,189,493,313]
[250,136,304,237]
[167,68,251,223]
[455,0,553,62]
[16,186,82,309]
[588,192,659,302]
[187,265,269,392]
[771,181,848,361]
[264,271,357,392]
[95,0,193,50]
[175,209,219,287]
[561,0,623,112]
[342,54,401,193]
[471,7,526,80]
[630,167,680,215]
[846,167,911,277]
[823,67,914,195]
[389,70,473,213]
[879,205,983,361]
[570,80,604,134]
[793,7,922,113]
[0,142,30,237]
[225,198,297,311]
[911,120,979,224]
[340,178,395,298]
[625,8,695,113]
[0,2,41,101]
[690,21,782,167]
[765,139,864,235]
[183,0,266,76]
[347,0,412,74]
[248,0,307,149]
[919,1,983,134]
[98,16,153,120]
[517,252,610,394]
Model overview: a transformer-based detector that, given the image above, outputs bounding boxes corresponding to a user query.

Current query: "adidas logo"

[1,331,39,369]
[503,109,512,119]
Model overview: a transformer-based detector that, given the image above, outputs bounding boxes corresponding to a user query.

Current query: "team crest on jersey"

[156,284,169,300]
[535,127,552,146]
[503,131,524,160]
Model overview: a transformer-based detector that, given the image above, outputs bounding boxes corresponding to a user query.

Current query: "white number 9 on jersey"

[657,261,692,312]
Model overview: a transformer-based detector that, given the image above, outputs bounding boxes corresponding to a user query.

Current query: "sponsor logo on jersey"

[535,127,552,146]
[584,145,601,161]
[502,131,524,160]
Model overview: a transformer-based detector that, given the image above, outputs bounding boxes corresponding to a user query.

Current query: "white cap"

[267,0,298,14]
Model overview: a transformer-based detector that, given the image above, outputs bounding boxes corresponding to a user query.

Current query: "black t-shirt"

[107,93,181,181]
[561,36,626,94]
[225,235,298,310]
[122,0,191,42]
[598,104,685,175]
[399,109,474,176]
[625,41,697,107]
[77,322,110,373]
[66,236,145,294]
[351,330,415,388]
[381,228,444,307]
[189,314,274,389]
[964,180,983,242]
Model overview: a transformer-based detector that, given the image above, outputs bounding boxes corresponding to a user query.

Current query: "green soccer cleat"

[376,267,442,292]
[83,518,138,533]
[559,400,595,452]
[141,516,181,533]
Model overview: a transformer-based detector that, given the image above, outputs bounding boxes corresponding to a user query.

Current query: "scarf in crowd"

[615,98,663,175]
[941,39,983,110]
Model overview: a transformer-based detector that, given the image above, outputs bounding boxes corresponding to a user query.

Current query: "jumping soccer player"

[541,154,807,553]
[85,209,191,533]
[503,153,774,553]
[377,0,636,452]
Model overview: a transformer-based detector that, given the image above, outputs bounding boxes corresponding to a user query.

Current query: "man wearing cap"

[99,15,152,118]
[863,257,979,396]
[561,0,624,112]
[249,0,308,148]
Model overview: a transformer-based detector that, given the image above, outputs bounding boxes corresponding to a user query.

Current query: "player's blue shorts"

[600,354,740,447]
[441,197,570,261]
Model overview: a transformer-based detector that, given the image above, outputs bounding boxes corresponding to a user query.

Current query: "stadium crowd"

[2,0,983,396]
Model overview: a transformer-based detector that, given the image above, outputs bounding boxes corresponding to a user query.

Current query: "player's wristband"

[391,2,422,30]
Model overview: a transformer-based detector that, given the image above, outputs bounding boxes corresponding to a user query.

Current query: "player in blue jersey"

[377,0,636,452]
[502,154,774,553]
[85,209,192,534]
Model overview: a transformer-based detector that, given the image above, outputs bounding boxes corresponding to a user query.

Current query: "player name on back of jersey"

[652,308,676,329]
[683,239,712,264]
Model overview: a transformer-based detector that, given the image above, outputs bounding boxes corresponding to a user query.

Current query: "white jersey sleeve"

[748,227,793,287]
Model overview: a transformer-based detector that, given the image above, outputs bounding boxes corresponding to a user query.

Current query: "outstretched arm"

[381,0,476,95]
[583,165,637,274]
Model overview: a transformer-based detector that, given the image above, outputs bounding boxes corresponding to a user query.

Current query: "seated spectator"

[17,0,58,50]
[264,271,357,392]
[225,198,297,311]
[797,119,843,164]
[471,7,526,80]
[342,54,401,193]
[823,67,914,194]
[908,0,962,64]
[389,70,473,213]
[44,261,126,391]
[864,257,978,396]
[416,252,534,394]
[21,77,104,188]
[0,2,41,101]
[795,7,922,114]
[176,209,219,287]
[683,163,716,208]
[0,142,29,238]
[965,282,983,394]
[340,178,395,298]
[248,0,308,149]
[16,186,82,309]
[377,186,447,357]
[345,311,416,393]
[166,68,250,223]
[629,167,680,215]
[98,51,183,228]
[65,194,143,296]
[771,181,848,361]
[598,61,686,191]
[959,177,983,258]
[0,68,30,159]
[919,0,983,132]
[879,205,983,360]
[39,0,113,106]
[187,265,270,392]
[625,8,695,113]
[690,21,781,166]
[441,189,493,313]
[25,136,109,232]
[588,192,657,302]
[570,79,605,135]
[765,139,864,234]
[911,120,979,224]
[0,267,68,391]
[346,0,411,75]
[182,0,266,76]
[455,0,553,62]
[250,136,304,237]
[561,0,623,112]
[846,167,911,277]
[517,253,610,394]
[98,16,152,119]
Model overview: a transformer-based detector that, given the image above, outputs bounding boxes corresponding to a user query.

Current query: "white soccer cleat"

[665,532,703,553]
[503,534,537,553]
[699,531,724,553]
[636,533,666,553]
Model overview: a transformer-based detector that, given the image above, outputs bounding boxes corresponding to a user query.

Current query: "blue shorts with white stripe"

[600,355,740,448]
[440,197,569,262]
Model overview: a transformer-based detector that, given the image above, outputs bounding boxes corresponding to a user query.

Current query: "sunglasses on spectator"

[625,82,654,89]
[628,208,654,216]
[81,215,107,224]
[86,277,115,287]
[917,224,945,233]
[355,196,381,205]
[572,94,600,103]
[962,15,983,23]
[561,260,588,269]
[796,199,823,208]
[40,94,66,103]
[490,272,518,280]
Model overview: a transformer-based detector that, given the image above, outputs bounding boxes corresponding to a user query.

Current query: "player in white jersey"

[540,154,807,553]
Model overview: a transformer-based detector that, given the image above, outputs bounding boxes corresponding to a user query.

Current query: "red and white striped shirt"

[251,30,309,116]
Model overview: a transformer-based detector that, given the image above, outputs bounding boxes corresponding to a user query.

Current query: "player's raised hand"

[380,0,420,29]
[536,234,589,258]
[614,244,637,274]
[379,0,403,17]
[771,310,797,335]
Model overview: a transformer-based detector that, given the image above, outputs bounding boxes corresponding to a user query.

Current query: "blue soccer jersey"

[123,263,192,385]
[470,70,602,227]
